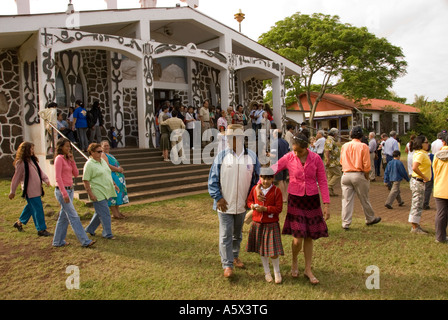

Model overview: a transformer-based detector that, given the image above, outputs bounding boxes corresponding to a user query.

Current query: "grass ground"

[1,178,447,301]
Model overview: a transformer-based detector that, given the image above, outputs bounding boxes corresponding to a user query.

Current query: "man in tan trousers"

[160,109,186,161]
[340,126,382,230]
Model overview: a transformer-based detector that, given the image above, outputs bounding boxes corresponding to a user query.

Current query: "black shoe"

[13,221,23,232]
[423,205,430,210]
[398,202,405,207]
[366,217,381,226]
[37,230,53,237]
[385,204,393,209]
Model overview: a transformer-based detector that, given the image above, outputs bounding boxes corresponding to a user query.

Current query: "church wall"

[0,49,23,178]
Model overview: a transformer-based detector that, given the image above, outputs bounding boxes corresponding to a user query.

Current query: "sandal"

[304,273,320,285]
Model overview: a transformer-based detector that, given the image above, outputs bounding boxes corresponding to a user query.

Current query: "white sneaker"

[265,273,273,283]
[274,272,282,284]
[410,226,428,234]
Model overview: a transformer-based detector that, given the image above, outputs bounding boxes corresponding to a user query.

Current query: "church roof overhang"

[0,6,301,77]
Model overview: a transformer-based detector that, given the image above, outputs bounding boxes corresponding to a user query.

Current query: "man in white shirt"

[368,132,377,181]
[431,132,445,154]
[314,130,326,159]
[208,124,261,278]
[284,124,295,151]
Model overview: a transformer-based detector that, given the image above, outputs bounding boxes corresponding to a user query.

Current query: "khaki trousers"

[385,181,402,206]
[369,152,376,180]
[341,172,376,228]
[408,178,425,224]
[326,165,342,194]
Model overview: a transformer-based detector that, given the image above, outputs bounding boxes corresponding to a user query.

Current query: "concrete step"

[81,181,209,206]
[71,147,212,206]
[76,173,209,199]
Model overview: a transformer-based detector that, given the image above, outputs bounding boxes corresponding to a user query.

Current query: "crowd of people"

[207,118,448,284]
[8,97,448,286]
[155,99,274,156]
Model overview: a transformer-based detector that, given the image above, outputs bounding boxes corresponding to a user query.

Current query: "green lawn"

[1,179,447,300]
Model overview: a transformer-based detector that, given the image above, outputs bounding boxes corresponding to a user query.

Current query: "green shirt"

[324,136,341,168]
[83,158,116,201]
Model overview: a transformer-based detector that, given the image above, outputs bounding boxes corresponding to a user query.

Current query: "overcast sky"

[3,0,448,103]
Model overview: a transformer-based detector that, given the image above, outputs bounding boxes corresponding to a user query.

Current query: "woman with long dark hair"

[52,138,95,247]
[9,142,52,236]
[408,135,431,234]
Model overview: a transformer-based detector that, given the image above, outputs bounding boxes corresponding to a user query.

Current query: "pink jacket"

[272,150,330,204]
[54,155,79,198]
[10,160,50,198]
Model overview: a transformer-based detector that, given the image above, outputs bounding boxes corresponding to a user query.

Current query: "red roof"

[288,92,419,113]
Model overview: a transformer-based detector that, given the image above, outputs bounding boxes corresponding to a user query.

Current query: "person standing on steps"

[72,100,89,152]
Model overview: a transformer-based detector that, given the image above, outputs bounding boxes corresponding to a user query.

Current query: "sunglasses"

[95,150,103,153]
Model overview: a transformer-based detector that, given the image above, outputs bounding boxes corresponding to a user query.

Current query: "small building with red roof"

[287,92,420,136]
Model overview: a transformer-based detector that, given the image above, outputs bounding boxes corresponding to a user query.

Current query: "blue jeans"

[218,211,246,269]
[53,188,93,247]
[85,199,114,238]
[19,196,47,231]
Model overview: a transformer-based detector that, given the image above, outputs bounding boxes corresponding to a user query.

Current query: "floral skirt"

[246,221,284,257]
[282,193,328,240]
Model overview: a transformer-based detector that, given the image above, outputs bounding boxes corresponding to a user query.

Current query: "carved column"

[108,51,125,147]
[272,64,286,132]
[37,28,56,156]
[136,43,155,149]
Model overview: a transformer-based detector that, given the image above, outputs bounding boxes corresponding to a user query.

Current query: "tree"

[413,95,448,142]
[258,12,407,131]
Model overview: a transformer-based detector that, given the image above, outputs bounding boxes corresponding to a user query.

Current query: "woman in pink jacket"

[52,138,95,247]
[263,132,330,284]
[9,142,52,236]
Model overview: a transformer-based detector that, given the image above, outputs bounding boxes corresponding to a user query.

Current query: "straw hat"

[226,124,245,136]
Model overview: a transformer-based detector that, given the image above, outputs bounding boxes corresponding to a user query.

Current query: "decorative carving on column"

[59,50,82,106]
[110,52,124,147]
[228,54,237,108]
[41,48,56,107]
[23,60,39,125]
[280,63,286,132]
[143,43,156,148]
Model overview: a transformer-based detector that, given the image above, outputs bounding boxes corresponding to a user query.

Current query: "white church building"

[0,0,301,177]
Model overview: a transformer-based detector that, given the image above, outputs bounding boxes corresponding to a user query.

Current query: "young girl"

[9,142,52,237]
[246,167,284,283]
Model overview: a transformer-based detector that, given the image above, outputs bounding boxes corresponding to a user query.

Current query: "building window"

[56,71,67,107]
[404,122,409,132]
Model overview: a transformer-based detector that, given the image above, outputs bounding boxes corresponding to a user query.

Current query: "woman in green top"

[83,143,119,239]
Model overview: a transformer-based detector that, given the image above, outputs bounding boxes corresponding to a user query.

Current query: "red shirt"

[247,184,283,224]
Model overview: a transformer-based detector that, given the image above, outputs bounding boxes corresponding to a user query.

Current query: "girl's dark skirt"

[282,193,328,240]
[246,221,284,257]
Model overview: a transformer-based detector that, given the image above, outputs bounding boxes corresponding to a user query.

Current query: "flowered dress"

[106,153,129,206]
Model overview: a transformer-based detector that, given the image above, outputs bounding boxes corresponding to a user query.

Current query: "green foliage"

[258,12,407,121]
[413,95,448,141]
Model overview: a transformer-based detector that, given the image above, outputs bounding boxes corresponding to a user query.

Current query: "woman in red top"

[246,167,284,283]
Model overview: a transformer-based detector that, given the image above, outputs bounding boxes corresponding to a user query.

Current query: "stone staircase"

[72,147,212,206]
